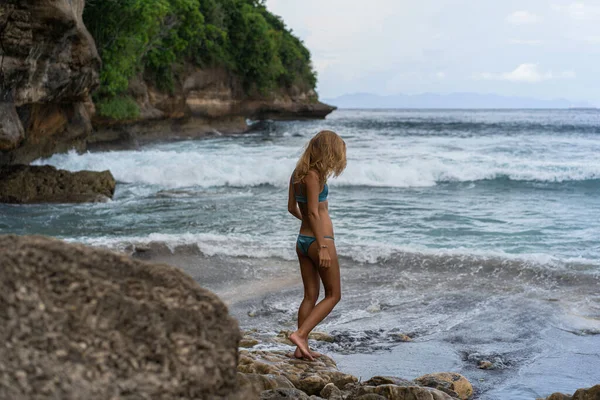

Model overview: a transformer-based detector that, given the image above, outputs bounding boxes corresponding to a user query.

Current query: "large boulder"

[0,235,245,399]
[0,164,116,203]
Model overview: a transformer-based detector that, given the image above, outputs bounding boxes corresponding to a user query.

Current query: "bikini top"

[294,182,329,203]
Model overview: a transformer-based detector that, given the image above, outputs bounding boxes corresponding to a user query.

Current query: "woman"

[287,130,347,361]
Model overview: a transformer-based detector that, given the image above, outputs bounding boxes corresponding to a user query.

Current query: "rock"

[0,164,116,203]
[91,66,336,150]
[0,103,24,151]
[237,372,295,393]
[391,333,413,342]
[415,373,473,400]
[572,385,600,399]
[261,388,311,400]
[239,350,358,396]
[0,0,100,164]
[309,332,335,343]
[321,382,343,400]
[542,385,600,400]
[0,235,246,399]
[240,338,261,348]
[352,395,387,400]
[477,361,494,370]
[543,394,573,400]
[352,384,455,400]
[364,376,413,387]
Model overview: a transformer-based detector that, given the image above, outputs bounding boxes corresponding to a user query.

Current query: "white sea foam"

[65,231,600,269]
[35,146,600,190]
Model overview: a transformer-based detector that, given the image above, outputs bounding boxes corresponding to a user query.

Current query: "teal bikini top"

[294,183,329,203]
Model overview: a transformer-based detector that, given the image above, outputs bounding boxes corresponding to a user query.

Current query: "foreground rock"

[238,349,471,399]
[0,235,247,399]
[0,165,115,203]
[539,385,600,400]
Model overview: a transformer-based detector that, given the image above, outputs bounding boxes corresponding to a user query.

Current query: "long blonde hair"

[293,130,347,184]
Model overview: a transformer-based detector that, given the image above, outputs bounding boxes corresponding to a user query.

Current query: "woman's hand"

[318,245,332,268]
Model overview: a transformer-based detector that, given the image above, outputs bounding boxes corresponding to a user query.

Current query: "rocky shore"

[0,235,598,399]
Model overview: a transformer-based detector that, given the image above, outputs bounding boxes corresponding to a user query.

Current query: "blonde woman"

[287,130,347,361]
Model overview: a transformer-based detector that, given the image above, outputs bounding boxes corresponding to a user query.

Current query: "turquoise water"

[2,109,600,398]
[4,109,600,265]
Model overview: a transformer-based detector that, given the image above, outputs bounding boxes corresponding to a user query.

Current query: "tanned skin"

[287,169,341,361]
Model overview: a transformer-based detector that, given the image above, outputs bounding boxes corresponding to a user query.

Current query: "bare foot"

[289,331,314,361]
[294,347,322,359]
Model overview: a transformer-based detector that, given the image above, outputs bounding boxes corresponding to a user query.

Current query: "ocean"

[2,109,600,399]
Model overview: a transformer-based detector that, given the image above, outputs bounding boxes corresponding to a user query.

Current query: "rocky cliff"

[0,0,100,165]
[0,1,335,164]
[89,67,336,151]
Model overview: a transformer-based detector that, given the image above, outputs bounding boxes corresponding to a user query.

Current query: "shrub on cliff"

[84,0,317,117]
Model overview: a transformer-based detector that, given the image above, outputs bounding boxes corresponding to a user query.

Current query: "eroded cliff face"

[0,0,100,164]
[90,67,336,150]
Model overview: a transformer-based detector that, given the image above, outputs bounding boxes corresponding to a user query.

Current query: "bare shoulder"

[305,169,319,182]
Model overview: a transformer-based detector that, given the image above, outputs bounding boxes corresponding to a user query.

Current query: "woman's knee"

[303,291,319,304]
[325,290,341,304]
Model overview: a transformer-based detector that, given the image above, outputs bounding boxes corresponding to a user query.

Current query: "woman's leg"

[290,240,341,360]
[294,248,320,359]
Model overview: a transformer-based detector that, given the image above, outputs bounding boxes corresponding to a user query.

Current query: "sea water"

[2,109,599,399]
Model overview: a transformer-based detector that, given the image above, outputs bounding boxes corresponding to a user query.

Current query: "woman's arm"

[305,171,332,268]
[288,177,303,220]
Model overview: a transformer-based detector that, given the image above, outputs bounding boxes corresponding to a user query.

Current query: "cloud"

[435,72,447,79]
[479,64,576,83]
[509,39,544,45]
[552,2,600,20]
[506,11,542,25]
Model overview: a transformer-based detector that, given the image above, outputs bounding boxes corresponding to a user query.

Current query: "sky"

[266,0,600,105]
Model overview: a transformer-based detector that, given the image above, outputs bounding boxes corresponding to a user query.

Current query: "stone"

[240,338,261,348]
[572,385,600,400]
[0,103,24,150]
[544,394,573,400]
[321,382,343,400]
[0,235,246,399]
[239,350,358,396]
[477,361,493,370]
[415,373,473,400]
[363,376,413,387]
[261,388,311,400]
[352,384,455,400]
[0,164,116,203]
[391,333,413,342]
[309,332,335,343]
[238,372,295,393]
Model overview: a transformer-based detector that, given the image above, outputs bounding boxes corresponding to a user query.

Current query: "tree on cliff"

[84,0,317,120]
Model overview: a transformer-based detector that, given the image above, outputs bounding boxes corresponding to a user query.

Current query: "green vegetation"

[95,96,140,120]
[84,0,316,119]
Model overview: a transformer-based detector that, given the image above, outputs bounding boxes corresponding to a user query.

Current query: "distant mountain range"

[322,92,595,109]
